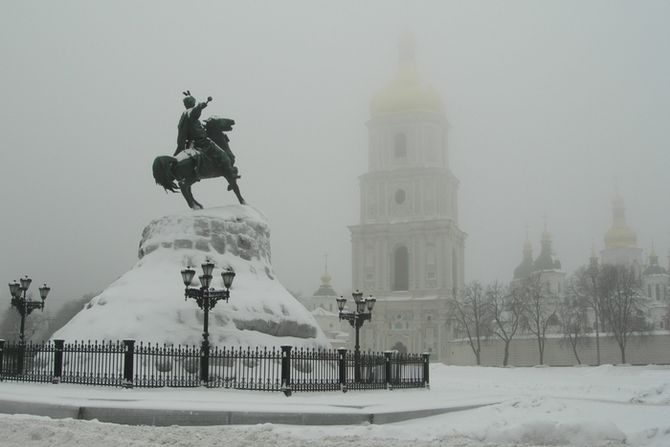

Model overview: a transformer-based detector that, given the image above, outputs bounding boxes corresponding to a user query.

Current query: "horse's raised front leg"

[179,182,203,210]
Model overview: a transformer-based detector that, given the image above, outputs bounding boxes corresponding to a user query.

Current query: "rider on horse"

[152,91,245,209]
[175,91,233,176]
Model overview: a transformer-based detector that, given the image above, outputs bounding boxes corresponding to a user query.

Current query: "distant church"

[298,259,349,349]
[347,35,466,360]
[512,193,670,331]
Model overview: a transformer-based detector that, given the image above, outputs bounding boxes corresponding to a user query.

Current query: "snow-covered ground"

[1,363,669,447]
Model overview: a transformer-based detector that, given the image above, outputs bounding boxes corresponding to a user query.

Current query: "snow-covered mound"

[53,205,330,348]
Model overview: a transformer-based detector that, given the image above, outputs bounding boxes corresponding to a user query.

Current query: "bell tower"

[350,35,466,300]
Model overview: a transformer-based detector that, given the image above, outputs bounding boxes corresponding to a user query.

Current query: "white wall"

[446,333,670,366]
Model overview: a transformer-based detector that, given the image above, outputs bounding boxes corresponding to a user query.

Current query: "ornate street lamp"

[8,276,50,343]
[336,290,376,383]
[181,261,235,384]
[8,276,51,374]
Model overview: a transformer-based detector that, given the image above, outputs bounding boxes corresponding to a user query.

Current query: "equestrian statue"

[152,91,245,209]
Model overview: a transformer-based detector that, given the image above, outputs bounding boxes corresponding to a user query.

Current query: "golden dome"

[604,226,637,248]
[604,194,637,249]
[370,34,444,116]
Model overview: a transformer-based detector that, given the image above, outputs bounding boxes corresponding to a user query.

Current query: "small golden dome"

[370,34,443,116]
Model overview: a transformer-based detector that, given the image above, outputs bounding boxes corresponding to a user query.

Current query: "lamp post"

[181,261,235,384]
[8,276,50,343]
[336,290,376,383]
[8,276,50,374]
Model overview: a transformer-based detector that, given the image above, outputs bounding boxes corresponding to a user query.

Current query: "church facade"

[348,37,466,361]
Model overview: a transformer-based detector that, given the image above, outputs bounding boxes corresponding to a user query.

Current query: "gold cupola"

[604,194,637,249]
[370,33,444,116]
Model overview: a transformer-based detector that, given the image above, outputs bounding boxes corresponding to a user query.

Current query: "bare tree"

[600,264,647,363]
[488,281,521,366]
[557,292,588,364]
[518,273,559,365]
[448,281,491,365]
[570,262,606,365]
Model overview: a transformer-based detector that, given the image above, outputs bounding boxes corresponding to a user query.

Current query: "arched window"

[394,133,407,158]
[392,245,409,291]
[395,189,406,204]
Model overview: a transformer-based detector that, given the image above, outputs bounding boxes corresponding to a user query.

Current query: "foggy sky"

[1,0,669,311]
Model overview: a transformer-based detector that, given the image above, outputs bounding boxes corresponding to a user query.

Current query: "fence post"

[123,339,135,388]
[0,339,4,378]
[422,352,430,389]
[200,341,210,386]
[52,340,64,384]
[280,345,292,396]
[384,351,394,390]
[337,348,348,393]
[17,341,25,375]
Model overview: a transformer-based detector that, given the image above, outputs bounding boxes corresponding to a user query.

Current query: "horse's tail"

[152,156,179,192]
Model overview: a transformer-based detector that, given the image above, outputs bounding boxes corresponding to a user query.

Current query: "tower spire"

[649,242,659,266]
[604,192,637,249]
[534,218,561,271]
[320,254,332,285]
[514,227,534,280]
[398,32,416,69]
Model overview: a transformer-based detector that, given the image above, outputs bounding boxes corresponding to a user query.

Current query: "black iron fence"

[0,339,429,394]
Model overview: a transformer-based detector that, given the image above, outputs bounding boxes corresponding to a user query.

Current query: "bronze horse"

[152,117,245,209]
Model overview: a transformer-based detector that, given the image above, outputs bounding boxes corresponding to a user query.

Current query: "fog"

[1,1,668,310]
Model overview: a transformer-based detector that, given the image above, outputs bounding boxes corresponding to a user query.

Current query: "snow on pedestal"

[53,205,330,348]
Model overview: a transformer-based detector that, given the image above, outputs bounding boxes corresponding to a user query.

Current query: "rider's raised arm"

[191,101,209,120]
[190,96,212,120]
